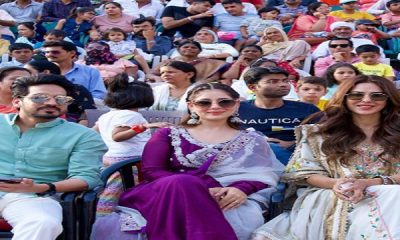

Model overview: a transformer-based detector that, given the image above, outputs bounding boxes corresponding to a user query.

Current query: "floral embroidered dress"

[252,124,400,240]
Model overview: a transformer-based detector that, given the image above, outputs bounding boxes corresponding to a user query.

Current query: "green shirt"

[0,114,106,192]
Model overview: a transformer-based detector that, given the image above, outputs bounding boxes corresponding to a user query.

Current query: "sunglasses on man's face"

[191,99,237,109]
[329,44,350,48]
[345,92,388,101]
[44,50,62,55]
[25,93,75,105]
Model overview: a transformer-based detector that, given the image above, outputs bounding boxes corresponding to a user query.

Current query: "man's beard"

[32,106,63,119]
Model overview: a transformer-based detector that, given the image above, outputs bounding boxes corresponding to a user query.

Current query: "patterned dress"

[253,124,400,240]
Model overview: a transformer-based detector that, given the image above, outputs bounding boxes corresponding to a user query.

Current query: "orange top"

[320,0,340,5]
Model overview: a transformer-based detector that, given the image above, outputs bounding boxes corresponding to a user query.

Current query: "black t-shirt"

[239,100,320,141]
[161,6,214,38]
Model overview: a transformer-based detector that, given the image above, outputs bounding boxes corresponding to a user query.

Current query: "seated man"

[0,43,34,68]
[43,40,106,101]
[161,0,215,39]
[239,66,320,165]
[0,74,106,239]
[131,17,173,56]
[0,0,43,23]
[214,0,258,49]
[312,21,385,60]
[276,0,307,25]
[314,37,359,77]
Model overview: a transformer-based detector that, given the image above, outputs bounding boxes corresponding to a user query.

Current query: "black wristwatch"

[37,183,57,196]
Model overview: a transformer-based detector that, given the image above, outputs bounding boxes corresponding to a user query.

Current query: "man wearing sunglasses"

[0,74,106,240]
[314,37,359,77]
[239,67,320,165]
[312,21,385,60]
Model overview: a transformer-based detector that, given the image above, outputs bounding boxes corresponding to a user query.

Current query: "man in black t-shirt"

[161,0,215,38]
[239,67,320,164]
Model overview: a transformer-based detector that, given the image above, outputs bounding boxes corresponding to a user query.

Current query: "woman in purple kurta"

[91,82,284,240]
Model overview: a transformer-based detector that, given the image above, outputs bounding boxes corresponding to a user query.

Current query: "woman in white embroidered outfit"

[252,75,400,240]
[91,83,284,240]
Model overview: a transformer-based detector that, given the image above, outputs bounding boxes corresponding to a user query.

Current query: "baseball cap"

[355,19,379,26]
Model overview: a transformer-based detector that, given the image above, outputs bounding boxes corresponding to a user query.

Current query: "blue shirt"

[131,35,173,55]
[0,114,107,193]
[0,0,43,22]
[239,100,320,141]
[64,63,106,99]
[214,13,258,36]
[276,5,307,17]
[62,19,92,47]
[41,0,92,22]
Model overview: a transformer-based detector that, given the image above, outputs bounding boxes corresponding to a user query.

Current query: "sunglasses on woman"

[24,93,75,105]
[192,99,237,109]
[345,92,388,101]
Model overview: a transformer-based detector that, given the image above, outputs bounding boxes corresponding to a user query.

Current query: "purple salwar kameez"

[91,127,284,240]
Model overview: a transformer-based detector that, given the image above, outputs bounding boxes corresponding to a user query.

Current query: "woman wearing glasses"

[92,83,284,240]
[252,75,400,240]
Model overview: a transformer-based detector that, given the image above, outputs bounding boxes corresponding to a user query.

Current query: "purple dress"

[91,127,284,240]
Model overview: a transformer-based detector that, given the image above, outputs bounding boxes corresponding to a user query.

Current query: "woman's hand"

[346,179,369,203]
[210,187,247,211]
[332,178,354,201]
[313,12,327,19]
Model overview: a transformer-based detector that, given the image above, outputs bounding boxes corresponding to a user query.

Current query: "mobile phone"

[0,177,23,184]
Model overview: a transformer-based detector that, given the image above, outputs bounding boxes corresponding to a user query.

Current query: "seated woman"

[92,2,135,35]
[147,40,227,83]
[15,22,46,49]
[151,61,195,112]
[221,44,264,81]
[77,41,138,83]
[288,2,336,49]
[91,82,284,240]
[54,7,96,47]
[257,26,310,69]
[170,29,239,59]
[252,74,400,239]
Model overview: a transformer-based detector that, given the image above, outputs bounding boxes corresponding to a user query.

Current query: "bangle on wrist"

[131,124,146,133]
[376,175,392,185]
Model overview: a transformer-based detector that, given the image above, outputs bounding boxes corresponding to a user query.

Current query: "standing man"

[43,40,106,100]
[161,0,215,39]
[239,67,320,164]
[0,74,106,239]
[131,17,173,56]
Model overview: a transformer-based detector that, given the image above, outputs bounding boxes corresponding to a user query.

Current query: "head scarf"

[194,29,219,44]
[330,21,355,31]
[85,41,118,66]
[261,26,291,56]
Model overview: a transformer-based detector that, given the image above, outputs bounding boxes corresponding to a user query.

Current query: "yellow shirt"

[353,62,395,77]
[317,99,329,110]
[329,10,376,20]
